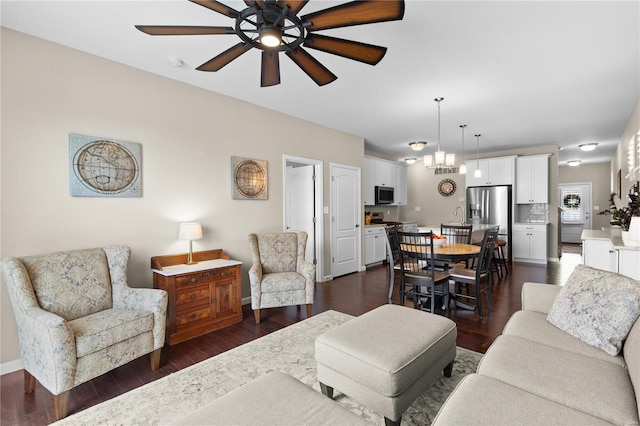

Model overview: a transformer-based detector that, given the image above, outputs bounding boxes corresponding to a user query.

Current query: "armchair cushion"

[261,272,306,293]
[257,233,298,273]
[20,248,112,321]
[69,308,154,358]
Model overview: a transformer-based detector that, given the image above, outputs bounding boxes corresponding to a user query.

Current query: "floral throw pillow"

[547,264,640,356]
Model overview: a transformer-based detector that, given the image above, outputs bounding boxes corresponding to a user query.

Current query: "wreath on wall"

[563,194,581,209]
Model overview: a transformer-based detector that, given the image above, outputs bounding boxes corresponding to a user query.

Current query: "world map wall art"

[69,133,142,197]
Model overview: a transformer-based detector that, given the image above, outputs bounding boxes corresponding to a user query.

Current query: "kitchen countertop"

[581,229,640,251]
[514,221,550,225]
[419,223,499,231]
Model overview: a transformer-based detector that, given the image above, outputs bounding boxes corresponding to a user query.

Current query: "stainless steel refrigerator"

[466,185,512,260]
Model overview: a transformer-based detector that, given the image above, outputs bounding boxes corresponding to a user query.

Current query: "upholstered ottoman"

[315,304,457,426]
[170,371,370,425]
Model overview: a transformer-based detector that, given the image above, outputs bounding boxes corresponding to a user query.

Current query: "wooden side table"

[151,249,243,345]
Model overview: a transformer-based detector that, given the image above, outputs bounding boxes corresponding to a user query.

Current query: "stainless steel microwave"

[375,186,394,204]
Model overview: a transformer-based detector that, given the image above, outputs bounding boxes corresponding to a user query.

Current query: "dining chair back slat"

[396,230,450,314]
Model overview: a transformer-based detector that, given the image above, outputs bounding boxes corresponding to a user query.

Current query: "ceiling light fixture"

[259,27,282,48]
[409,141,426,152]
[459,125,467,175]
[579,143,598,151]
[567,160,581,167]
[405,157,417,165]
[474,134,482,178]
[424,97,455,169]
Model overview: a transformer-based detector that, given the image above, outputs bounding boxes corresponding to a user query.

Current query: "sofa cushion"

[477,335,639,425]
[21,248,113,321]
[547,264,640,356]
[69,308,154,357]
[503,310,626,368]
[432,374,612,426]
[624,318,640,418]
[257,233,298,274]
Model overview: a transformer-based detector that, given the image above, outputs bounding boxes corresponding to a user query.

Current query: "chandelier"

[424,97,455,169]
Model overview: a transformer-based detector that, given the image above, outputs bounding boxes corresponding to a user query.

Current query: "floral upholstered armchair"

[248,232,315,324]
[1,245,168,420]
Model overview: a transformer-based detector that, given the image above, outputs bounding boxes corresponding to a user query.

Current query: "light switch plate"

[415,206,421,212]
[593,205,599,210]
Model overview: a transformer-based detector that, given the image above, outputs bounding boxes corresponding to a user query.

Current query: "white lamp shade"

[459,163,467,174]
[474,168,482,178]
[423,155,433,167]
[435,150,445,165]
[178,222,203,240]
[445,153,456,166]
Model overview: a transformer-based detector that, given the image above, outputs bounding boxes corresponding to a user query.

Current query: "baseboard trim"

[1,358,23,376]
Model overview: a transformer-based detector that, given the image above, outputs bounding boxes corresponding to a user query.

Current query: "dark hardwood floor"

[1,253,582,425]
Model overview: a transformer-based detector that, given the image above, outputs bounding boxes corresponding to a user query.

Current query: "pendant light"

[424,97,455,169]
[459,125,467,174]
[474,134,482,178]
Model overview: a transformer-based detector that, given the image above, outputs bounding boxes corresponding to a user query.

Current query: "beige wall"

[0,29,364,365]
[611,98,640,205]
[558,163,611,230]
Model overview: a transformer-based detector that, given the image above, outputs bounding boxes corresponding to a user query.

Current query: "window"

[561,189,583,223]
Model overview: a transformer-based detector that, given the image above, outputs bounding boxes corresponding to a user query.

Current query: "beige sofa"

[434,281,640,425]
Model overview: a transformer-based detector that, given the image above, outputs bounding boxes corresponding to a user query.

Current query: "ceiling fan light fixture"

[567,160,581,166]
[405,157,417,165]
[409,141,426,151]
[259,27,282,48]
[579,143,598,151]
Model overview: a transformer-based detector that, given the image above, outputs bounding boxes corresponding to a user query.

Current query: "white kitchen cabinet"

[582,239,617,273]
[363,157,375,206]
[364,156,407,206]
[374,160,395,187]
[392,164,407,205]
[513,223,548,264]
[465,156,516,187]
[516,154,549,204]
[617,249,640,280]
[365,226,387,265]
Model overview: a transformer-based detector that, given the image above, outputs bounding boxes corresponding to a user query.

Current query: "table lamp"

[178,222,203,265]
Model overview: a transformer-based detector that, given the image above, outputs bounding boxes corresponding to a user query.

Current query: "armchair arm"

[521,282,562,314]
[248,264,263,309]
[20,307,76,395]
[298,260,316,304]
[113,288,168,350]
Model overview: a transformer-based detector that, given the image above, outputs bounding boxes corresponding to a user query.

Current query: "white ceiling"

[2,1,639,166]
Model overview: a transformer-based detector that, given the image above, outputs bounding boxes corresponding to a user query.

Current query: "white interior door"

[285,164,315,264]
[331,163,361,278]
[558,183,592,243]
[283,155,323,282]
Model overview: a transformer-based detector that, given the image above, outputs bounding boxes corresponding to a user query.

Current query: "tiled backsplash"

[516,203,549,223]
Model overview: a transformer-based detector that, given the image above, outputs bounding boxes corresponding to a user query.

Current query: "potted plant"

[599,188,640,244]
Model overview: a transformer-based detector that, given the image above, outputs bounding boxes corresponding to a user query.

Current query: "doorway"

[558,183,592,243]
[284,155,323,282]
[330,163,362,278]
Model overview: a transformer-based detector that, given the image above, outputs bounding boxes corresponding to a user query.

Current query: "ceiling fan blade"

[189,0,240,18]
[261,50,281,87]
[277,0,309,16]
[285,47,337,86]
[244,0,266,8]
[303,33,387,65]
[301,0,404,31]
[135,25,235,36]
[196,43,252,72]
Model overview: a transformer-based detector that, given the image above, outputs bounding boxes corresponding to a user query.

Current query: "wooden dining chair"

[384,223,402,299]
[396,230,450,314]
[449,228,499,318]
[439,224,473,268]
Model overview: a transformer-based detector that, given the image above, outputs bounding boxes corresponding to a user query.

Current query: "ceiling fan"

[135,0,405,87]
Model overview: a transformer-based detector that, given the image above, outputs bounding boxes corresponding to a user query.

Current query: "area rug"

[53,310,482,426]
